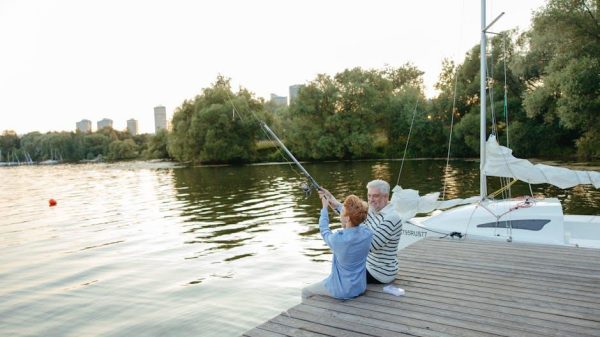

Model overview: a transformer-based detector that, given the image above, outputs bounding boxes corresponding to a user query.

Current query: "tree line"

[0,128,168,163]
[2,0,598,164]
[168,0,599,163]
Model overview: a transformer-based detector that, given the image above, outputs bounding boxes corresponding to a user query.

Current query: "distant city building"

[76,119,92,133]
[289,84,304,104]
[127,118,138,136]
[97,118,113,130]
[154,105,167,133]
[270,93,287,106]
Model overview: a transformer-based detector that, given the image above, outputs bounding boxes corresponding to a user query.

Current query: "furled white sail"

[484,135,600,189]
[390,186,481,219]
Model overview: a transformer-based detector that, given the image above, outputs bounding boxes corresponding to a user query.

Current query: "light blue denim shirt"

[319,208,373,299]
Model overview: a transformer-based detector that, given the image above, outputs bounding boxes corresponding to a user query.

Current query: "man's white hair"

[366,179,390,195]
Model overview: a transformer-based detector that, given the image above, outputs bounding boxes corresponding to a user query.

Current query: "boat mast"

[480,1,505,199]
[480,0,487,198]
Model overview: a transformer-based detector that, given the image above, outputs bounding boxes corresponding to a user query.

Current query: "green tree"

[284,65,427,160]
[285,74,339,159]
[107,139,139,160]
[431,29,568,159]
[0,130,20,155]
[133,133,151,157]
[168,76,266,164]
[20,132,43,161]
[146,130,170,159]
[519,0,600,159]
[83,133,112,159]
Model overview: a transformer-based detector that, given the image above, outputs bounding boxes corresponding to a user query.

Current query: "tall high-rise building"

[76,119,92,133]
[97,118,113,130]
[127,119,139,136]
[289,84,304,104]
[154,106,167,133]
[270,93,287,106]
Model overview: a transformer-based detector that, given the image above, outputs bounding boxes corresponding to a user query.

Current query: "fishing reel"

[300,181,313,198]
[300,180,322,198]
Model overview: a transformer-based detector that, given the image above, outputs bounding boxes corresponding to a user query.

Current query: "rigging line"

[503,34,509,148]
[463,202,480,238]
[502,35,512,200]
[488,34,513,200]
[487,36,497,136]
[442,0,466,200]
[492,34,512,199]
[442,63,461,200]
[404,220,459,238]
[395,97,419,187]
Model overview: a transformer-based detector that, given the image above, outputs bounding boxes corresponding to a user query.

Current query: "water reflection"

[0,160,598,337]
[171,159,599,271]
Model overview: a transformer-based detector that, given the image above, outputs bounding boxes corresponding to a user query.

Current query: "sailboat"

[39,148,62,165]
[394,0,600,250]
[0,150,6,167]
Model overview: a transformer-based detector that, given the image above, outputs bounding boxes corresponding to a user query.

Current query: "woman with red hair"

[301,192,372,300]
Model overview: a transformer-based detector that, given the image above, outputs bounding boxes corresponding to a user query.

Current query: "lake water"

[1,160,599,337]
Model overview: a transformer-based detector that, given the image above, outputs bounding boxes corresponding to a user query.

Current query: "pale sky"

[0,0,546,135]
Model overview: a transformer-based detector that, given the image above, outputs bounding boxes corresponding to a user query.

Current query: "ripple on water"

[1,161,598,337]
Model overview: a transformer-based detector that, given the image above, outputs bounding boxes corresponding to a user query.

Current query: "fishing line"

[229,95,307,186]
[224,89,323,198]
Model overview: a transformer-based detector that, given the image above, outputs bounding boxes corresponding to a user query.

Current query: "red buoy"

[49,199,57,207]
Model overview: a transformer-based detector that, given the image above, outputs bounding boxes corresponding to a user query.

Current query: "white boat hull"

[399,197,600,250]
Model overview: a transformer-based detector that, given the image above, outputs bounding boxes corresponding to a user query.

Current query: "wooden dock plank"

[394,273,600,314]
[396,263,600,299]
[241,238,600,337]
[357,290,594,337]
[398,257,600,292]
[290,305,448,337]
[305,296,505,337]
[399,247,600,280]
[407,239,600,271]
[396,268,600,308]
[365,288,599,337]
[270,314,382,337]
[401,248,600,277]
[389,277,600,330]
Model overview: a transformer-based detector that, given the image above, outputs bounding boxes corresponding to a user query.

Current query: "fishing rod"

[225,92,336,207]
[260,122,321,194]
[260,122,339,213]
[260,122,340,213]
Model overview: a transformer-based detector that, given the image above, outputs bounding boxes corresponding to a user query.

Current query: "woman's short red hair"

[343,194,368,226]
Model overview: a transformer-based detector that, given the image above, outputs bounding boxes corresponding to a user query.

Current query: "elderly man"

[320,179,403,284]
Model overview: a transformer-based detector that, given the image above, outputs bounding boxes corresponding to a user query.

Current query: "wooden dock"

[241,238,600,337]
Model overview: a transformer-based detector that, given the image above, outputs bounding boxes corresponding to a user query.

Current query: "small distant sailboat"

[24,152,34,165]
[79,154,103,163]
[0,150,34,166]
[39,148,62,165]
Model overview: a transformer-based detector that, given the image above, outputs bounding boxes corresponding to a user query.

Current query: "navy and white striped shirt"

[364,203,403,283]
